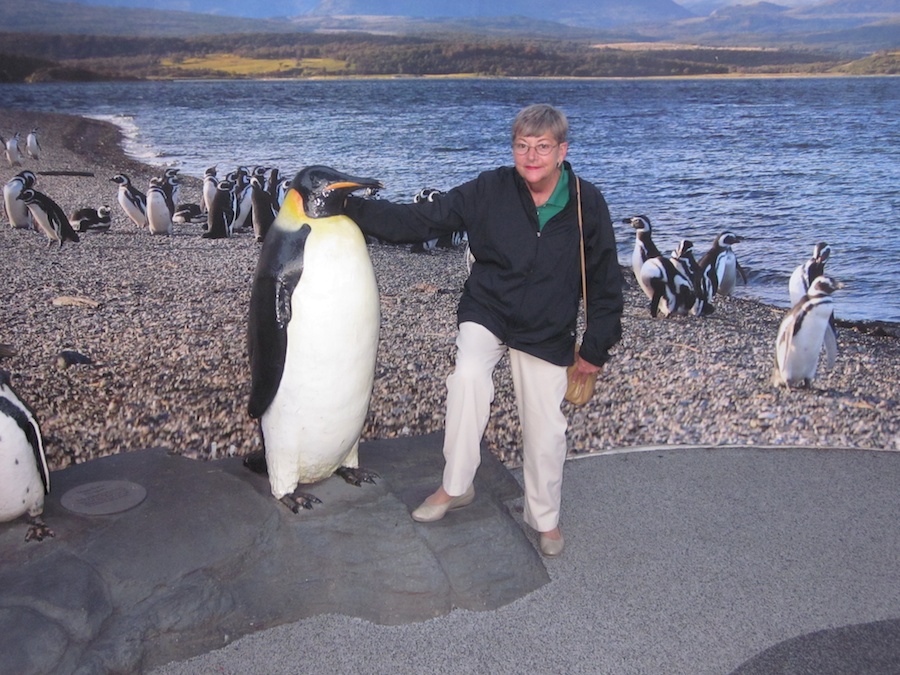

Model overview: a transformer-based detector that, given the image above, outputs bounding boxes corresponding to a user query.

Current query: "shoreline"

[1,108,898,473]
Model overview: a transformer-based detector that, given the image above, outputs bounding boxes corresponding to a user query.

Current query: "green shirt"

[535,169,570,230]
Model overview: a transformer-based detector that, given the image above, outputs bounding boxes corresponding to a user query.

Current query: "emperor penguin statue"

[245,165,383,511]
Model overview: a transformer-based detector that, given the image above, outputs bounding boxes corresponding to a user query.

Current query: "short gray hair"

[511,104,568,144]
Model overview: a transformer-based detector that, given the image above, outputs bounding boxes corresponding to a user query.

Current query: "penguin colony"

[626,214,840,388]
[0,117,858,536]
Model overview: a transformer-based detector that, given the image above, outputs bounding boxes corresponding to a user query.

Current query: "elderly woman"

[344,104,623,557]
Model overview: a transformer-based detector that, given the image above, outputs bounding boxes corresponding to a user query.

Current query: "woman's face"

[512,131,568,190]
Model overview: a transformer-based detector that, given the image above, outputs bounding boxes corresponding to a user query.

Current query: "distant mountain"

[28,0,694,26]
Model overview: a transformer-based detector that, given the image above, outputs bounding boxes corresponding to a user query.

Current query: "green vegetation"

[0,31,895,82]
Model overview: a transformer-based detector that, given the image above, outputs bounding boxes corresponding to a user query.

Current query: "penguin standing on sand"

[625,215,664,301]
[4,170,36,229]
[111,173,148,228]
[231,167,253,232]
[146,178,173,236]
[4,133,24,167]
[250,175,277,243]
[203,178,234,239]
[245,165,383,511]
[789,242,831,306]
[201,165,218,216]
[25,128,41,161]
[18,188,79,247]
[0,370,53,542]
[698,231,747,297]
[773,275,842,389]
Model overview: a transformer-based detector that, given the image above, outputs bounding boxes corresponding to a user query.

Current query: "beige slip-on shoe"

[411,484,475,523]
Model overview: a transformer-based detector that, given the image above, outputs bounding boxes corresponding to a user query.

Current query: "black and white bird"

[789,242,831,306]
[4,170,36,229]
[70,205,111,233]
[230,167,253,232]
[201,165,218,216]
[773,275,842,389]
[250,175,277,243]
[162,168,181,214]
[624,215,665,302]
[25,128,41,161]
[639,243,696,318]
[173,203,203,224]
[111,173,148,228]
[17,188,80,247]
[203,178,235,239]
[698,231,747,297]
[146,178,174,235]
[4,132,24,167]
[0,370,53,542]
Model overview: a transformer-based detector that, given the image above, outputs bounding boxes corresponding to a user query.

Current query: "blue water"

[3,77,899,322]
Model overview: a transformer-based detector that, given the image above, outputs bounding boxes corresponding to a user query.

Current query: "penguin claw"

[280,493,323,513]
[335,467,380,487]
[25,518,54,543]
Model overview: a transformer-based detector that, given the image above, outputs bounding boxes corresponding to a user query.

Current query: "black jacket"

[344,162,623,367]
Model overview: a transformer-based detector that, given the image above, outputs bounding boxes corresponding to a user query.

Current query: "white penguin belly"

[147,193,172,235]
[262,223,380,499]
[0,417,45,521]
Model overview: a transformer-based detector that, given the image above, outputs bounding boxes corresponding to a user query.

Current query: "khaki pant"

[442,322,569,532]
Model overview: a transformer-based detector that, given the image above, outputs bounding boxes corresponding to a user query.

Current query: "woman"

[344,104,623,557]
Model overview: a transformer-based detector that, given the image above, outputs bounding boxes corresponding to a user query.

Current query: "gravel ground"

[2,108,899,473]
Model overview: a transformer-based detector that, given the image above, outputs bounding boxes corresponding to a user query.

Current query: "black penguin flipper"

[247,224,311,418]
[0,390,49,494]
[737,259,748,284]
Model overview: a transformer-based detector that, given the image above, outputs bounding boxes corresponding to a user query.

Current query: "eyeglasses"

[512,141,558,156]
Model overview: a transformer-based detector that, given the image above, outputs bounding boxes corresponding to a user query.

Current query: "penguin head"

[672,239,694,258]
[414,188,444,203]
[808,276,843,297]
[16,170,36,188]
[98,206,112,218]
[813,242,831,263]
[624,215,652,233]
[716,231,742,248]
[111,174,131,186]
[289,165,383,219]
[16,188,36,204]
[204,165,217,177]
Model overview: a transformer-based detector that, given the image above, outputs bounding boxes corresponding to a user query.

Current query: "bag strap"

[575,176,587,329]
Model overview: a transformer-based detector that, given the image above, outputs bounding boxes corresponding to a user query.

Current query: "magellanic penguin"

[0,370,53,542]
[4,170,36,229]
[773,275,842,389]
[203,178,234,239]
[18,188,80,247]
[146,178,174,235]
[201,165,218,216]
[698,231,747,297]
[26,128,41,161]
[111,173,148,228]
[250,175,277,243]
[4,132,24,167]
[624,215,664,300]
[639,249,695,318]
[789,242,831,306]
[70,205,111,233]
[245,165,383,511]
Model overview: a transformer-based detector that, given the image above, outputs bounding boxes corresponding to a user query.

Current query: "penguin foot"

[25,517,55,543]
[279,493,323,513]
[242,450,268,475]
[335,466,380,487]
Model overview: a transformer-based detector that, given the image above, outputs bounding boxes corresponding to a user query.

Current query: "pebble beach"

[2,108,899,474]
